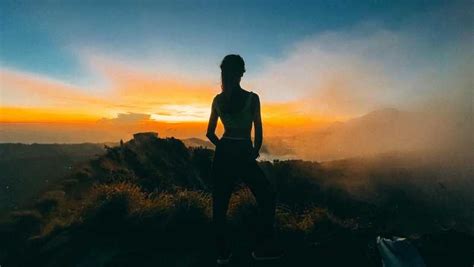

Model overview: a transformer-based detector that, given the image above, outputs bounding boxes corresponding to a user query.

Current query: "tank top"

[214,91,255,138]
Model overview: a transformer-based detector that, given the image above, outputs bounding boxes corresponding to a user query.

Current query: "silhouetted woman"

[207,55,282,264]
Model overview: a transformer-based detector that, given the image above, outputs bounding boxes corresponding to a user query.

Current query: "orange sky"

[1,1,471,145]
[0,62,346,139]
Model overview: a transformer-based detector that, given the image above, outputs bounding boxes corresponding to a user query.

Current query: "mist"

[251,22,472,164]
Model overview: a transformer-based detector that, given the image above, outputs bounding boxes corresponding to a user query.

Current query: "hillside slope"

[0,133,472,267]
[0,143,107,214]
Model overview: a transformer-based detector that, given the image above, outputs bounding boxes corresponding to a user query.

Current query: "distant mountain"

[264,108,434,161]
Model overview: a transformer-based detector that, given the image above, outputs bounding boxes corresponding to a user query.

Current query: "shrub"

[132,189,211,233]
[228,188,259,231]
[167,190,211,226]
[80,182,146,232]
[276,205,351,243]
[76,183,212,240]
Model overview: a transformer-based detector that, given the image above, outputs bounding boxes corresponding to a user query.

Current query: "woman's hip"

[215,138,253,158]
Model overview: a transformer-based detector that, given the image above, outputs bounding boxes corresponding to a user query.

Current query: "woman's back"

[213,89,256,139]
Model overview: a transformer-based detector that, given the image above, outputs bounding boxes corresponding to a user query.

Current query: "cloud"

[250,24,473,160]
[0,56,218,122]
[250,26,472,119]
[99,112,151,124]
[1,19,471,135]
[0,68,108,108]
[83,54,217,105]
[1,52,334,126]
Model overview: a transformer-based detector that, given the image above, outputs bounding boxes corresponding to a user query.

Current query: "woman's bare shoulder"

[212,93,224,110]
[241,88,259,98]
[249,91,260,102]
[213,93,223,102]
[247,90,260,112]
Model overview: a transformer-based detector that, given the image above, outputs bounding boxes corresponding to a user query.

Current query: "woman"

[206,54,283,264]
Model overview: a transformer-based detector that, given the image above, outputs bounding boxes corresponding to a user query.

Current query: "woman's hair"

[220,54,245,94]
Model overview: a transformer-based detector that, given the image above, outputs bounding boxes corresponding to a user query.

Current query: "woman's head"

[220,54,245,93]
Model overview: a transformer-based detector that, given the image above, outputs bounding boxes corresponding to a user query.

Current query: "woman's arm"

[206,97,220,146]
[253,94,263,158]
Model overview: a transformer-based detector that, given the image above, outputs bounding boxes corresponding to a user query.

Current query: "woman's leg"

[240,159,276,247]
[212,179,233,255]
[211,143,235,256]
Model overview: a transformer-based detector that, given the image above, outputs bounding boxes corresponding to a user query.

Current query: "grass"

[1,137,472,266]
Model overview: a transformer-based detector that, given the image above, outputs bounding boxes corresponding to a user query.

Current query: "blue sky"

[1,0,469,84]
[0,0,472,128]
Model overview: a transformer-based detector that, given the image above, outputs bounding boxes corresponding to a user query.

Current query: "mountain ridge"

[0,132,472,266]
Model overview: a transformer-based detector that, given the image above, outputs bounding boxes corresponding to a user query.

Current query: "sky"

[0,0,472,142]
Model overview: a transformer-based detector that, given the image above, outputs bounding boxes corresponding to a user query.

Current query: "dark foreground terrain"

[0,133,472,266]
[0,143,107,214]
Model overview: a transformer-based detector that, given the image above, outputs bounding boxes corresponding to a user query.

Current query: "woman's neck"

[223,85,242,98]
[229,84,241,91]
[233,86,244,94]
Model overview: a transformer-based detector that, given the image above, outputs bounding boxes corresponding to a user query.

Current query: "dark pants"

[211,138,276,254]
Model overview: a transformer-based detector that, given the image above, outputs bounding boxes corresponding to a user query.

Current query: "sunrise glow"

[1,1,470,143]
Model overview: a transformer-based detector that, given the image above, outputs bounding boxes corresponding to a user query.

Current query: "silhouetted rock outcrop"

[132,132,159,143]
